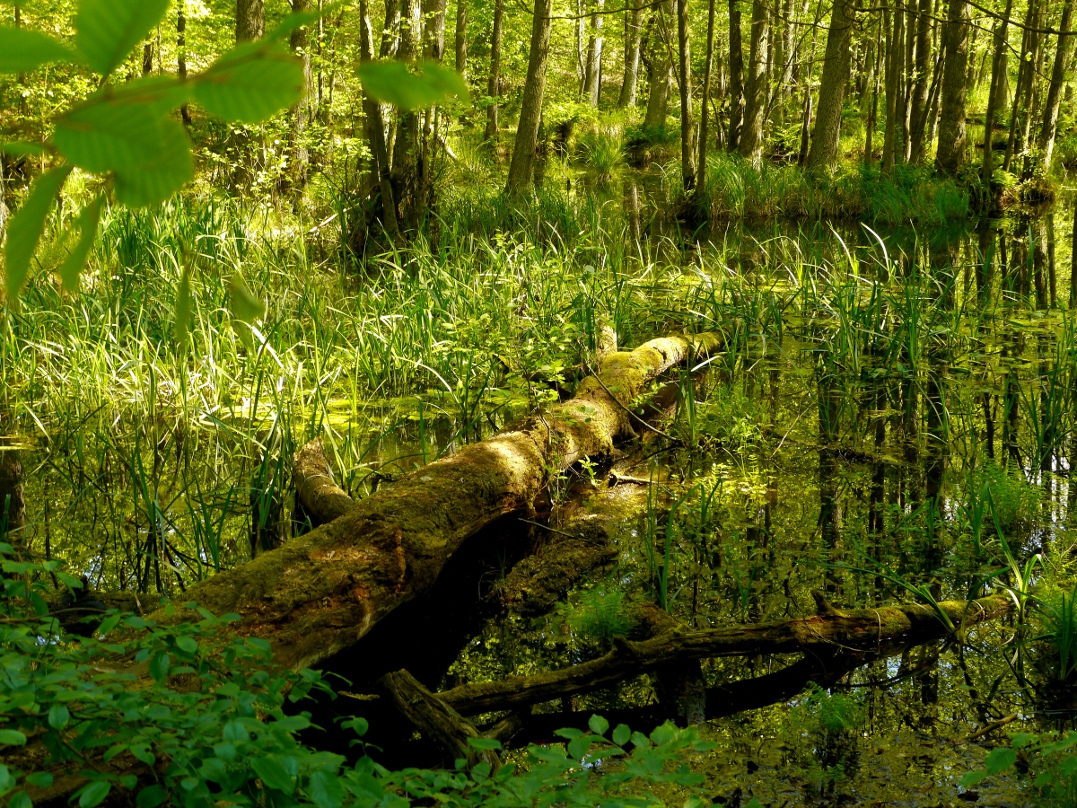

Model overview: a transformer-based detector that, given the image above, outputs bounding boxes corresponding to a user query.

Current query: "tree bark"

[235,0,265,42]
[935,0,970,174]
[484,0,504,142]
[1036,0,1075,174]
[294,439,355,526]
[0,445,25,541]
[676,0,696,187]
[980,0,1012,184]
[157,333,728,670]
[434,594,1013,715]
[506,0,553,192]
[694,0,718,198]
[455,0,468,79]
[583,0,605,105]
[907,0,934,162]
[727,0,745,150]
[289,0,314,188]
[643,0,673,128]
[618,1,645,107]
[739,0,769,166]
[806,0,854,169]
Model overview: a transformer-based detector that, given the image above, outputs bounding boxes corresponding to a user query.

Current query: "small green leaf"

[77,780,111,808]
[308,770,344,808]
[175,635,198,654]
[960,770,988,787]
[0,27,75,73]
[612,724,631,747]
[75,0,169,77]
[984,746,1017,774]
[4,165,71,303]
[467,737,502,751]
[148,651,170,681]
[48,702,71,729]
[135,784,166,807]
[357,60,469,110]
[112,119,193,207]
[8,791,31,808]
[567,736,591,760]
[228,275,264,323]
[58,196,102,291]
[0,730,26,747]
[252,757,296,794]
[588,715,610,737]
[195,44,304,123]
[26,772,54,788]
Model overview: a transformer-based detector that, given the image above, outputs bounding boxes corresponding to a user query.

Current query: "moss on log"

[160,332,728,670]
[435,594,1013,715]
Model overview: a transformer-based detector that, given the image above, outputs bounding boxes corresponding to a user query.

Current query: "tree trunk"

[881,6,904,172]
[390,0,424,229]
[677,0,696,188]
[161,332,728,671]
[618,1,644,107]
[506,0,553,192]
[235,0,265,42]
[643,0,673,128]
[980,0,1012,184]
[806,0,853,169]
[935,0,970,173]
[177,2,191,124]
[738,0,768,166]
[360,0,401,238]
[455,0,468,79]
[289,0,313,188]
[907,0,933,162]
[727,0,745,150]
[694,0,717,199]
[1036,0,1075,174]
[0,445,25,542]
[583,0,605,105]
[484,0,504,142]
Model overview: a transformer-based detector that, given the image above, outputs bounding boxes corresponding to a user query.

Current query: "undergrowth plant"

[0,544,718,808]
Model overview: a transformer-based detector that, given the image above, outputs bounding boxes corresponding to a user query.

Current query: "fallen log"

[435,594,1013,716]
[158,331,728,670]
[293,438,356,526]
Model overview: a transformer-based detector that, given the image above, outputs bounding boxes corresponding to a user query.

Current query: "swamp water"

[2,190,1076,805]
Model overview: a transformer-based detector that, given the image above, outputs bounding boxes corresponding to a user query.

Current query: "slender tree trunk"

[455,0,468,78]
[177,2,191,124]
[981,0,1012,184]
[1004,0,1040,172]
[727,0,745,149]
[583,0,605,105]
[360,0,400,238]
[738,0,769,166]
[935,0,970,173]
[506,0,553,193]
[644,0,673,127]
[289,0,313,187]
[677,0,696,188]
[908,0,933,161]
[1037,0,1075,173]
[695,0,717,199]
[390,0,424,230]
[235,0,265,42]
[485,0,504,143]
[806,0,854,169]
[882,6,904,171]
[619,1,644,106]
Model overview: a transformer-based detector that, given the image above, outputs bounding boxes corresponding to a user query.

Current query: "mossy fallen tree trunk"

[160,331,728,670]
[434,593,1013,715]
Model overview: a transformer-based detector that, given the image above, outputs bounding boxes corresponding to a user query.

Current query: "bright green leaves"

[229,275,265,323]
[197,43,305,123]
[74,0,169,77]
[3,165,71,302]
[357,60,468,110]
[53,79,194,207]
[0,27,75,73]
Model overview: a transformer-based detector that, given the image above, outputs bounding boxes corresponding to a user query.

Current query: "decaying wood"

[435,594,1013,716]
[380,669,501,768]
[293,438,355,526]
[157,331,728,670]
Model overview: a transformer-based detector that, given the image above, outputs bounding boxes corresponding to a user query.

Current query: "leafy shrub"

[0,544,715,807]
[560,586,637,646]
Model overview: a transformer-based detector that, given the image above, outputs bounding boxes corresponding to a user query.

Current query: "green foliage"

[962,731,1077,806]
[560,587,637,646]
[356,60,469,111]
[0,26,75,73]
[0,540,716,806]
[794,686,863,799]
[577,127,625,182]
